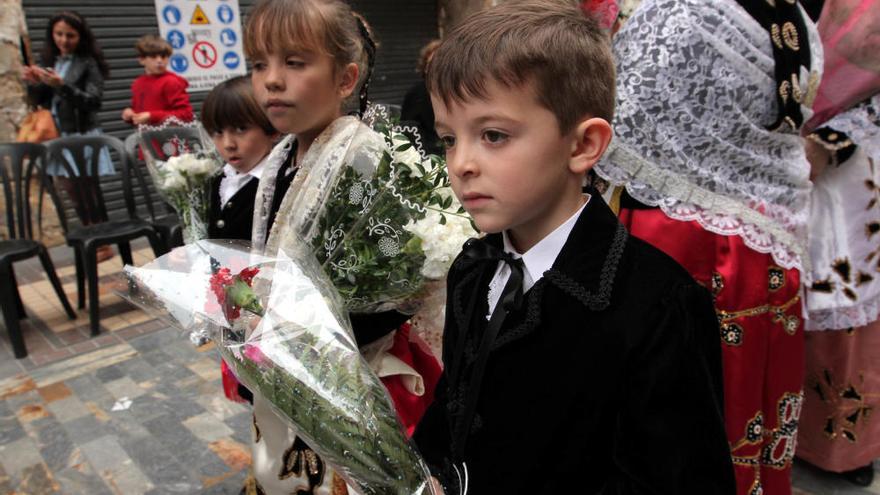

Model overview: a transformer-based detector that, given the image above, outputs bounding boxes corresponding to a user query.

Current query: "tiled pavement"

[0,242,878,494]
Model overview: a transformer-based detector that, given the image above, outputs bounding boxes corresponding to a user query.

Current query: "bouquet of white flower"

[138,124,221,243]
[274,115,476,314]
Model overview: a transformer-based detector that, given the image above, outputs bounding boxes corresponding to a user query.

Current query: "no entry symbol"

[192,41,218,68]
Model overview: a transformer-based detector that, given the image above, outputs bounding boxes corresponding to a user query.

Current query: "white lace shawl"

[595,0,823,272]
[250,116,386,256]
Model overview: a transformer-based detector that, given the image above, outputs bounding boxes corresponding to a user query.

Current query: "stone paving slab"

[0,327,251,494]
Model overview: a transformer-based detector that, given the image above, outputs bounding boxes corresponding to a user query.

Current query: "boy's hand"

[122,108,135,123]
[132,112,152,125]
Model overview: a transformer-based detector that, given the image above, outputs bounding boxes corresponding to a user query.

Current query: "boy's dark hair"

[427,0,615,132]
[135,34,172,58]
[201,75,277,135]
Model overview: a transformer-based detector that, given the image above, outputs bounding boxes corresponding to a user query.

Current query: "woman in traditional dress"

[796,0,880,486]
[594,1,822,494]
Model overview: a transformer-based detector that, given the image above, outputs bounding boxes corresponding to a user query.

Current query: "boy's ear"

[569,117,613,175]
[338,62,360,99]
[137,57,147,67]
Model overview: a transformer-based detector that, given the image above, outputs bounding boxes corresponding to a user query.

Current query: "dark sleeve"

[150,76,194,124]
[599,284,735,495]
[412,273,457,490]
[58,57,103,112]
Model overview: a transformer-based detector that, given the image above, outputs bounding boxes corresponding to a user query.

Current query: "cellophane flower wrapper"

[137,122,222,243]
[270,112,475,315]
[120,240,436,495]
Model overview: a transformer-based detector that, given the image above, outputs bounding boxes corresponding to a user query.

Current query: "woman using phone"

[21,11,114,260]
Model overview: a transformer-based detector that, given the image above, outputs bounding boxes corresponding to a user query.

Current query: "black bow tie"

[461,238,525,313]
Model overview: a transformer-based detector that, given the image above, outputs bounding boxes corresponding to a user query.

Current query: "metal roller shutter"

[22,0,438,222]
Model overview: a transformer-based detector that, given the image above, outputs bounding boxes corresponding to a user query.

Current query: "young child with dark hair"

[201,75,277,242]
[413,2,735,493]
[122,34,193,126]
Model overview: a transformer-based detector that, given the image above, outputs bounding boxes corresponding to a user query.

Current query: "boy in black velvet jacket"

[201,76,277,242]
[412,2,736,494]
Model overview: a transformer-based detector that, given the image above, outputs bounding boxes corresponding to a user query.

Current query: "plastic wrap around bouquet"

[263,111,475,315]
[137,121,221,243]
[123,240,436,495]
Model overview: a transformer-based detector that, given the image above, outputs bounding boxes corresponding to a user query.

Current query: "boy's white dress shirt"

[486,195,590,319]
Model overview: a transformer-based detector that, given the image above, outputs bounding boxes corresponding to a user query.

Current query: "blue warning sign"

[162,5,182,25]
[223,52,241,69]
[217,4,234,24]
[167,29,185,49]
[170,53,189,73]
[219,28,237,47]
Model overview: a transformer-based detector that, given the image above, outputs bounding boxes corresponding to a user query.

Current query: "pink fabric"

[798,321,880,472]
[805,0,880,131]
[580,0,620,30]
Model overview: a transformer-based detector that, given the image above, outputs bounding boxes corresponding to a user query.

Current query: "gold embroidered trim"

[771,23,783,50]
[782,21,799,51]
[717,295,799,321]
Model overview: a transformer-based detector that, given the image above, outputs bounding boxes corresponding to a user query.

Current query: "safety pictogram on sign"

[191,5,210,24]
[192,41,218,68]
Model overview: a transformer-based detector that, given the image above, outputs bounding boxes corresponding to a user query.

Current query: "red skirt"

[620,208,804,495]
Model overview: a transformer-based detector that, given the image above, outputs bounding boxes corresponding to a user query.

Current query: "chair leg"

[0,266,27,358]
[83,242,101,336]
[74,246,86,309]
[37,246,77,320]
[9,269,26,319]
[118,241,134,266]
[145,231,167,258]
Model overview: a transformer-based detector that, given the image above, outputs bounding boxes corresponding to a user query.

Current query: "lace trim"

[806,289,880,331]
[595,142,809,273]
[821,94,880,160]
[252,135,296,251]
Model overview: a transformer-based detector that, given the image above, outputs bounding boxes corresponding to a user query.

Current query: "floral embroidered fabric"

[594,0,823,272]
[806,95,880,330]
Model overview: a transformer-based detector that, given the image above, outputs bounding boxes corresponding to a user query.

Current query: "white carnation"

[162,171,187,191]
[165,153,219,180]
[404,197,476,279]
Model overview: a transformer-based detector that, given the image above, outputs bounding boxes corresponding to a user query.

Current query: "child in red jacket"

[122,34,193,126]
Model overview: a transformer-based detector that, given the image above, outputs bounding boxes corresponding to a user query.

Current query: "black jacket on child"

[413,192,736,495]
[207,174,258,241]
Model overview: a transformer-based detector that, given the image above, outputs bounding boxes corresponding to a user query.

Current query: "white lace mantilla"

[595,0,823,272]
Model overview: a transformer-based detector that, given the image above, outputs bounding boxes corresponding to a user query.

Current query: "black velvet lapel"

[447,191,629,354]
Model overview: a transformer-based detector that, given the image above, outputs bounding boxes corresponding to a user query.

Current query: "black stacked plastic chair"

[122,133,183,249]
[44,135,164,336]
[0,143,76,358]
